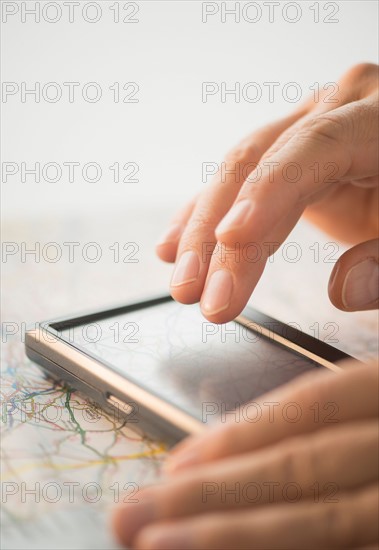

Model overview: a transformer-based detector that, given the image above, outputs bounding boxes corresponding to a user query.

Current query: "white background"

[2,0,378,219]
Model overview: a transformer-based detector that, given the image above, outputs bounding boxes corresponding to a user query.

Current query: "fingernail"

[156,223,182,246]
[216,199,253,235]
[342,258,379,309]
[328,262,340,293]
[114,495,156,546]
[171,250,200,287]
[201,270,233,315]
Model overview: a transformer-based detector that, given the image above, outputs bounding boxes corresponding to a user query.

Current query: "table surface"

[1,207,378,549]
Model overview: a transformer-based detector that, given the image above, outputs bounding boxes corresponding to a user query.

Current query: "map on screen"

[61,301,322,422]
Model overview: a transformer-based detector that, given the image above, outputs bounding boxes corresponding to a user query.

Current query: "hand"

[113,360,378,549]
[156,63,379,323]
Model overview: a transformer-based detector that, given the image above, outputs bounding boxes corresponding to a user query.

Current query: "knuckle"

[180,205,219,242]
[279,445,298,483]
[225,141,261,165]
[301,435,322,482]
[261,132,292,161]
[343,62,379,83]
[188,212,217,235]
[319,499,366,548]
[321,504,347,546]
[224,148,244,164]
[339,63,379,100]
[299,113,345,145]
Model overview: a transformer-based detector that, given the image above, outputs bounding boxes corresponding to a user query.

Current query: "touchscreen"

[60,301,323,422]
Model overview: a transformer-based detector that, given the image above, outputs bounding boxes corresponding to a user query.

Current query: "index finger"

[168,109,308,306]
[215,96,378,245]
[198,96,378,322]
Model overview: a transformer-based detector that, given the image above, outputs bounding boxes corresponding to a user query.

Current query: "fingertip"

[155,242,177,263]
[170,285,202,306]
[111,504,128,547]
[327,261,344,310]
[155,223,183,262]
[328,244,379,312]
[199,268,247,324]
[199,306,236,325]
[341,258,379,311]
[169,250,204,303]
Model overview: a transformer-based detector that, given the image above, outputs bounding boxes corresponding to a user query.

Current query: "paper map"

[1,215,378,549]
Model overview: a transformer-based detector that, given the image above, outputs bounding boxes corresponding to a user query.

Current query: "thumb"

[328,239,379,311]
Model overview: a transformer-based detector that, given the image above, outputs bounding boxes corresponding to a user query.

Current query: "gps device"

[25,295,350,443]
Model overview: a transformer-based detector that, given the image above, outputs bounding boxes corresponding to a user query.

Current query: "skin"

[157,62,379,321]
[113,362,378,549]
[113,64,379,549]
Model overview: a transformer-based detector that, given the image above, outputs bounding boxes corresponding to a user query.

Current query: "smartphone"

[25,295,351,443]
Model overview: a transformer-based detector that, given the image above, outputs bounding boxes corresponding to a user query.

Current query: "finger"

[350,175,378,188]
[199,205,303,322]
[310,63,379,116]
[216,95,379,245]
[130,485,379,549]
[328,239,379,311]
[165,360,378,473]
[168,110,308,305]
[112,420,377,545]
[208,96,378,321]
[156,197,198,263]
[303,184,378,245]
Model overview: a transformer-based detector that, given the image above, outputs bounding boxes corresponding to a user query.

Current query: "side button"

[106,393,134,415]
